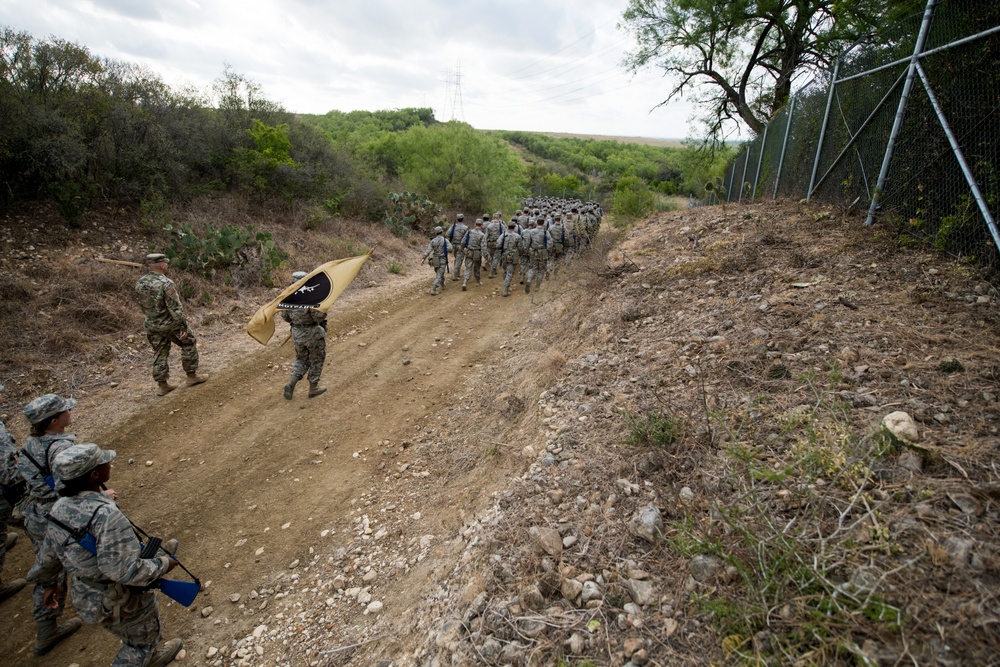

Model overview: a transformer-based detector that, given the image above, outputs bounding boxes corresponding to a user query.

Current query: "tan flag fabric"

[246,251,372,345]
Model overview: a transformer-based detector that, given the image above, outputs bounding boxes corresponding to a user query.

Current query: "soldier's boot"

[525,281,531,294]
[185,372,207,387]
[461,282,467,291]
[501,288,510,297]
[308,382,327,398]
[5,532,17,550]
[0,578,27,603]
[157,381,177,396]
[283,378,298,400]
[148,638,184,667]
[34,617,83,656]
[430,287,438,296]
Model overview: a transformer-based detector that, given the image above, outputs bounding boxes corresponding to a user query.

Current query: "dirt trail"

[2,270,537,665]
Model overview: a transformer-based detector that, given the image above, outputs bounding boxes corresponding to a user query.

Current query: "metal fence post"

[727,160,736,203]
[738,147,752,202]
[752,125,769,201]
[915,61,1000,252]
[773,95,795,200]
[865,0,938,226]
[808,58,841,202]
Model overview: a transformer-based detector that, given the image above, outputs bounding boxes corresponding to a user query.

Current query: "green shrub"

[624,410,681,448]
[160,222,286,285]
[611,175,655,219]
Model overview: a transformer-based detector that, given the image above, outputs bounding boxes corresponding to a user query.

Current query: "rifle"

[130,519,202,607]
[96,258,142,268]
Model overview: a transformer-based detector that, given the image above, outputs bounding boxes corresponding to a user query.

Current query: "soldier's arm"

[423,241,434,260]
[280,310,292,323]
[26,532,64,588]
[163,282,187,328]
[96,507,171,587]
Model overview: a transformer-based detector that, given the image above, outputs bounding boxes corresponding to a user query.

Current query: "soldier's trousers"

[487,248,501,277]
[519,255,528,282]
[25,501,67,623]
[451,249,465,279]
[430,262,447,291]
[0,495,10,583]
[526,252,547,292]
[503,261,519,294]
[462,254,481,285]
[146,329,198,382]
[548,247,563,277]
[290,338,326,385]
[102,590,162,667]
[564,242,577,263]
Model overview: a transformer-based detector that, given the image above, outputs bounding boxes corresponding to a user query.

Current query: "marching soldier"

[460,219,486,291]
[18,394,86,654]
[29,442,183,667]
[547,214,566,279]
[445,214,469,280]
[483,213,504,278]
[135,254,207,396]
[0,383,26,603]
[496,221,523,298]
[522,218,552,295]
[281,271,328,400]
[422,227,452,296]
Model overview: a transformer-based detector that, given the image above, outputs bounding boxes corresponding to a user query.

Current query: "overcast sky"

[1,0,700,139]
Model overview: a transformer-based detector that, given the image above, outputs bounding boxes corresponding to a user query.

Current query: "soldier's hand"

[102,487,119,500]
[42,586,62,609]
[177,329,188,340]
[421,258,426,264]
[165,557,179,574]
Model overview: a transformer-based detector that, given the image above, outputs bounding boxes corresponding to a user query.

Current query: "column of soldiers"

[423,198,603,298]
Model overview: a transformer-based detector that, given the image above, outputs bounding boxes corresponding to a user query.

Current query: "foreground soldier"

[281,271,328,399]
[29,443,183,667]
[460,220,486,290]
[496,221,523,297]
[422,226,452,296]
[18,394,85,653]
[548,215,565,279]
[135,254,207,396]
[0,383,27,603]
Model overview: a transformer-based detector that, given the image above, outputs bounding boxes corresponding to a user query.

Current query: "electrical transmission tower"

[442,61,465,122]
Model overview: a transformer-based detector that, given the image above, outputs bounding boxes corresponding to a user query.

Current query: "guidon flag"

[246,250,373,345]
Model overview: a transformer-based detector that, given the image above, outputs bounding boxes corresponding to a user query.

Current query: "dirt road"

[2,269,541,665]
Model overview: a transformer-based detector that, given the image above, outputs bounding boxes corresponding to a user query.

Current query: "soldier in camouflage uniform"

[496,221,523,297]
[445,214,469,280]
[135,254,207,396]
[422,227,452,296]
[547,214,566,279]
[281,272,328,400]
[29,443,183,667]
[460,220,486,290]
[522,218,553,295]
[18,394,85,653]
[0,383,27,603]
[483,213,504,278]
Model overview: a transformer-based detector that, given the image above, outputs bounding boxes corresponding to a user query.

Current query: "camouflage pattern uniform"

[564,211,580,259]
[517,213,531,284]
[135,272,199,382]
[445,218,469,280]
[460,225,486,289]
[547,218,566,279]
[0,407,21,591]
[483,215,504,278]
[422,234,452,295]
[522,222,552,294]
[280,308,327,387]
[19,432,77,622]
[496,226,523,297]
[28,444,173,667]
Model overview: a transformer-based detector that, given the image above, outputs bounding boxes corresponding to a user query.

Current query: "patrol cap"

[434,226,443,234]
[145,253,168,264]
[493,211,502,218]
[456,213,464,221]
[52,443,116,488]
[291,271,308,281]
[24,393,77,426]
[475,219,483,226]
[483,214,489,221]
[507,221,515,228]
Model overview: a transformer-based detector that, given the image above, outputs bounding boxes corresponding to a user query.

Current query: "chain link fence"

[718,0,1000,278]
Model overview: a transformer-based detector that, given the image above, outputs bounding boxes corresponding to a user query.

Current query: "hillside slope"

[1,200,998,666]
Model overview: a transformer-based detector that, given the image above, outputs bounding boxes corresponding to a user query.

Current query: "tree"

[620,0,901,141]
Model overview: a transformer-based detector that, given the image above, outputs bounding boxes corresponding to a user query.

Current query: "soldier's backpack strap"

[47,505,104,556]
[21,447,55,490]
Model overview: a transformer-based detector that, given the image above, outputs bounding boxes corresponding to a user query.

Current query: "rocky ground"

[2,199,999,666]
